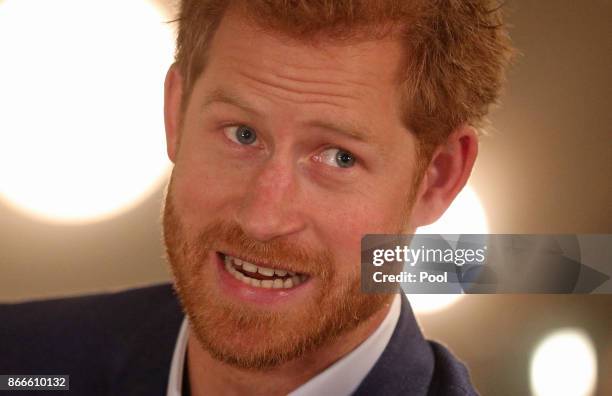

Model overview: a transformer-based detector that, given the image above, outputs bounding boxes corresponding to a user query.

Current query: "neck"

[186,301,393,396]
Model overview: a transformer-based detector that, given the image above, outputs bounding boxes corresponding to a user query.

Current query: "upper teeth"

[231,257,293,277]
[224,255,306,289]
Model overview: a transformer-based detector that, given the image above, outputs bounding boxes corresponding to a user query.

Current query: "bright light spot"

[417,185,489,234]
[409,185,488,314]
[530,328,598,396]
[0,0,174,224]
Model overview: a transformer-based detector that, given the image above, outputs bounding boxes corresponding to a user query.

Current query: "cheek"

[171,150,250,228]
[314,194,406,278]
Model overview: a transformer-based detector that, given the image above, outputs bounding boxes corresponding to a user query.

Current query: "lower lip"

[214,252,313,306]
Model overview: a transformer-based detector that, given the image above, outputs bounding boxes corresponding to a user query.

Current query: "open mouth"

[221,253,309,289]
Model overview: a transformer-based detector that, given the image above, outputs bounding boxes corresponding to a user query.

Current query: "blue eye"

[316,148,356,168]
[224,125,257,145]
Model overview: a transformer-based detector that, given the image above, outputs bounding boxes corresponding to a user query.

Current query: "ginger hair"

[173,0,513,161]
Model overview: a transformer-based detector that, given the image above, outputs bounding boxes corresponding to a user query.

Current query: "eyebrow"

[201,88,372,143]
[201,88,259,115]
[305,119,372,143]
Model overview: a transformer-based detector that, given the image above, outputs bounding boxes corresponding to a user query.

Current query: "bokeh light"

[410,185,488,314]
[0,0,174,224]
[417,185,489,235]
[530,328,598,396]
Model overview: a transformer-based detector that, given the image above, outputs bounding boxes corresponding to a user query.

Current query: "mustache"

[197,220,334,277]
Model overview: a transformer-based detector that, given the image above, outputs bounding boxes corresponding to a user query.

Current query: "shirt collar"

[166,294,401,396]
[167,318,189,396]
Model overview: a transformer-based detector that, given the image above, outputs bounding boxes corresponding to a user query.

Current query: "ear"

[409,125,479,228]
[164,64,184,163]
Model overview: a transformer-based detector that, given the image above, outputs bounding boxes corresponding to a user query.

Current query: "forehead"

[187,8,412,151]
[208,10,403,82]
[200,9,405,106]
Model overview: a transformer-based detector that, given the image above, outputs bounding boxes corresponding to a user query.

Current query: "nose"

[235,158,307,242]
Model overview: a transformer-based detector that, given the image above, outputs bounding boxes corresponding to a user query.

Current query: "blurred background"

[0,0,610,395]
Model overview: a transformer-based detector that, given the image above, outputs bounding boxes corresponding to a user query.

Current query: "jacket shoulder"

[0,283,182,393]
[0,283,178,342]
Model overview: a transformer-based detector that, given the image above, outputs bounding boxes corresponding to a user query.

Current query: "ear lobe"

[164,64,184,163]
[409,125,479,228]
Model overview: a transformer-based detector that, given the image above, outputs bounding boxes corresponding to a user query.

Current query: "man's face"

[164,10,421,369]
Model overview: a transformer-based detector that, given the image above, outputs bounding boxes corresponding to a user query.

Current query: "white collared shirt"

[167,294,401,396]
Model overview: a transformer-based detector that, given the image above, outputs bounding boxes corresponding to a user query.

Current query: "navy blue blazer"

[0,284,477,395]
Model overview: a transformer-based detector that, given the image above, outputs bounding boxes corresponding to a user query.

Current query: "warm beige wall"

[474,0,612,234]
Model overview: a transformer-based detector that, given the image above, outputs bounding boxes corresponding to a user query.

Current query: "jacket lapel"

[352,293,434,396]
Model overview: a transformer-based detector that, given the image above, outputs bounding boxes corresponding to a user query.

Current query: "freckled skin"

[173,19,419,275]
